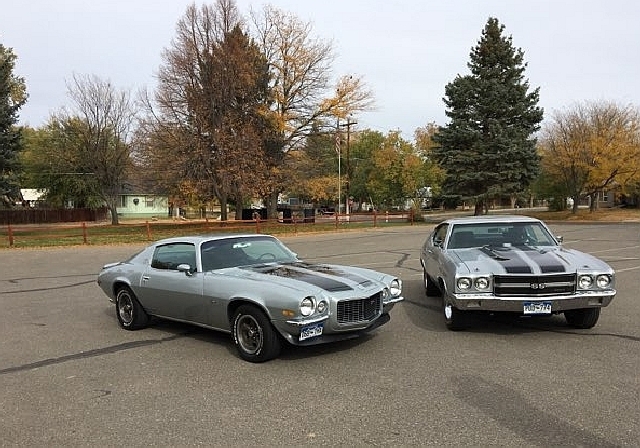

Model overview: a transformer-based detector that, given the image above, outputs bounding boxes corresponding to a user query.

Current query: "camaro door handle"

[142,276,149,282]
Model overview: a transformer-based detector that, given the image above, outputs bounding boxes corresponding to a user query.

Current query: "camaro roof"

[153,234,271,245]
[440,215,542,225]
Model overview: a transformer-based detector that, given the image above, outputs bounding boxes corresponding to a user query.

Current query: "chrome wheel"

[117,291,134,325]
[235,314,263,355]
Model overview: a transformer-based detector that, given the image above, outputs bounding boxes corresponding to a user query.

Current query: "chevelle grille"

[337,293,381,323]
[494,273,576,296]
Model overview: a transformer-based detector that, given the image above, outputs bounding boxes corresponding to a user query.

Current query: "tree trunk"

[108,200,119,225]
[234,194,244,220]
[474,200,484,216]
[220,195,228,221]
[265,191,279,219]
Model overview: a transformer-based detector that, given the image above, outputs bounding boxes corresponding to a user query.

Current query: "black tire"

[443,295,467,331]
[423,269,441,297]
[115,286,149,330]
[232,305,281,363]
[564,308,601,329]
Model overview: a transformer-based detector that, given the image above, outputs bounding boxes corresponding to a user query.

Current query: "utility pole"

[335,118,341,215]
[340,116,357,214]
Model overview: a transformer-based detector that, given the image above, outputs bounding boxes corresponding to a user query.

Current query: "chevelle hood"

[451,246,611,275]
[218,262,380,294]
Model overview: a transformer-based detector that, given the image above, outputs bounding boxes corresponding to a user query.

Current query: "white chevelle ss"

[420,215,616,330]
[98,234,403,362]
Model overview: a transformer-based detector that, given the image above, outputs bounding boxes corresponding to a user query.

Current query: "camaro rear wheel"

[443,295,467,331]
[232,305,281,363]
[115,286,149,330]
[564,308,601,329]
[423,269,441,297]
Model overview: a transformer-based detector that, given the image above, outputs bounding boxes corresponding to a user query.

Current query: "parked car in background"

[420,215,616,330]
[98,234,403,362]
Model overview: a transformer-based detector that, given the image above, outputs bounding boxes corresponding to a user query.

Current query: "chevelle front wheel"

[443,296,467,331]
[232,305,281,363]
[564,308,601,329]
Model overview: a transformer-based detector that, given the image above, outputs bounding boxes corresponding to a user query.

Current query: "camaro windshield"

[448,222,557,249]
[200,236,298,270]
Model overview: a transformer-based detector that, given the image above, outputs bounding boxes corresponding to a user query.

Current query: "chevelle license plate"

[300,323,323,341]
[523,301,552,315]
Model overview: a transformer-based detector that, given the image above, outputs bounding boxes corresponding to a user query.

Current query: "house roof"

[20,189,46,201]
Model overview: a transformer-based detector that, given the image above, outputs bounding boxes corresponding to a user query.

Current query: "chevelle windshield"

[447,222,557,249]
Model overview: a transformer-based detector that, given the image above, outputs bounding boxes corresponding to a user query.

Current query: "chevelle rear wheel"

[232,305,281,363]
[564,308,601,329]
[115,286,149,330]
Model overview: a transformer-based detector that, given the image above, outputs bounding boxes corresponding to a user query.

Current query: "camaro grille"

[337,293,381,323]
[494,273,576,296]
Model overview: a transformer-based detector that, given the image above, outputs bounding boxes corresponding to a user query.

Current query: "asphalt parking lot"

[0,222,638,447]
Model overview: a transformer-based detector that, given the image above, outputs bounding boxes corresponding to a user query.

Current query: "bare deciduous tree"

[65,73,137,224]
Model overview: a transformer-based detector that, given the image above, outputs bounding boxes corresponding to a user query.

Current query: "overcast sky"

[2,0,639,139]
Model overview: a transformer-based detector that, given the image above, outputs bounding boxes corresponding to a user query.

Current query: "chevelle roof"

[441,215,542,225]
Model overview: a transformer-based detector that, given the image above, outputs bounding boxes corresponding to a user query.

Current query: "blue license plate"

[300,323,323,341]
[523,301,552,315]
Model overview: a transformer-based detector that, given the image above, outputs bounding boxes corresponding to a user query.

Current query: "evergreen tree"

[0,44,27,207]
[433,17,543,214]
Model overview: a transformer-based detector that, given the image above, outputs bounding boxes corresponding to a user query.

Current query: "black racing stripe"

[292,262,375,288]
[247,264,353,292]
[520,247,566,273]
[480,247,532,274]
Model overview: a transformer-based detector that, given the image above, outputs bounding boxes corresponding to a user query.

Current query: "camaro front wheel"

[232,305,281,363]
[564,308,600,329]
[115,286,149,330]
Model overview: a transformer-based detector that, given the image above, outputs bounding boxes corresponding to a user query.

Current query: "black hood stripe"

[480,246,566,274]
[244,263,353,292]
[520,247,566,273]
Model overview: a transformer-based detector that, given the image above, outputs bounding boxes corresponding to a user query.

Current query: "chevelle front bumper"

[450,290,615,313]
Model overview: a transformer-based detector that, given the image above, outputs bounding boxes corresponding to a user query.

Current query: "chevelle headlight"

[474,277,490,290]
[457,277,472,290]
[390,279,402,297]
[596,274,611,289]
[300,297,315,316]
[578,274,593,290]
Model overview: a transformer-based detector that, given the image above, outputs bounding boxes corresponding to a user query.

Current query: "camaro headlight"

[474,277,490,290]
[596,274,611,289]
[300,297,315,316]
[457,277,472,290]
[390,279,402,297]
[578,274,593,289]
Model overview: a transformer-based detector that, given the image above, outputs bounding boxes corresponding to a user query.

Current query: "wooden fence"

[0,207,108,225]
[0,210,416,248]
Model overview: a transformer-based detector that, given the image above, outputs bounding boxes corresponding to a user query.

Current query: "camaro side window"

[433,224,448,245]
[151,243,196,271]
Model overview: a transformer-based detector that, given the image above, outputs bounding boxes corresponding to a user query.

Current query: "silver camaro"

[420,215,616,330]
[97,234,403,362]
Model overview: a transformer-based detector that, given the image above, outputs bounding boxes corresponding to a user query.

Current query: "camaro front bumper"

[449,291,615,313]
[274,312,393,346]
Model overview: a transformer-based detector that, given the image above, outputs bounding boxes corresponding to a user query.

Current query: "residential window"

[145,196,154,208]
[120,196,127,207]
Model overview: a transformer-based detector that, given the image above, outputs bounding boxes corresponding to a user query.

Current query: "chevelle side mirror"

[433,237,443,248]
[556,235,563,244]
[177,263,194,276]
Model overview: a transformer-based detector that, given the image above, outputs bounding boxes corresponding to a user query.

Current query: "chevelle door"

[137,242,208,324]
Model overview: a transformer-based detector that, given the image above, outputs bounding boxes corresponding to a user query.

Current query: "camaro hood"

[221,262,378,293]
[451,245,610,275]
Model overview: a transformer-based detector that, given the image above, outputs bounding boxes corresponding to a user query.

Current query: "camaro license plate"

[523,301,552,315]
[300,323,323,341]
